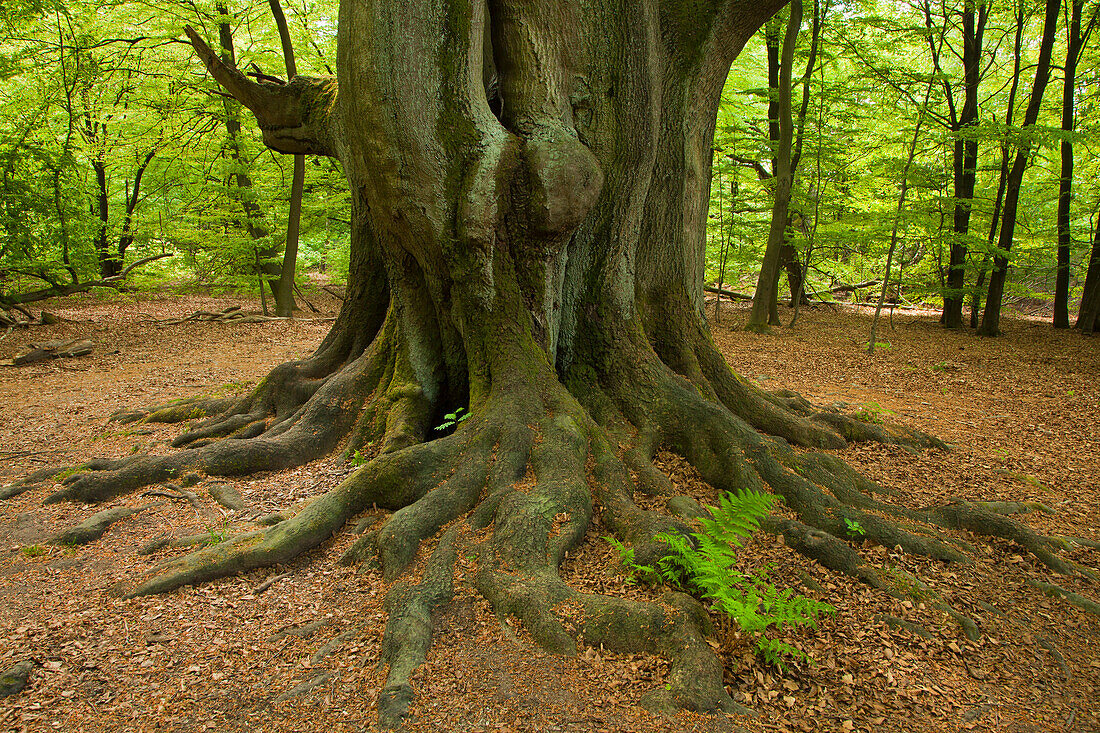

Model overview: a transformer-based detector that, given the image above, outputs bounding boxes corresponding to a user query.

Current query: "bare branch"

[184,26,337,157]
[2,254,174,307]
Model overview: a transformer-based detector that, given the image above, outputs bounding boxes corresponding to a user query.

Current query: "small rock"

[0,660,34,698]
[668,496,709,520]
[207,482,246,511]
[180,473,202,488]
[52,505,145,545]
[255,510,288,526]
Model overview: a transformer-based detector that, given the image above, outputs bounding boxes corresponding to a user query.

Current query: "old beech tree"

[4,0,1087,724]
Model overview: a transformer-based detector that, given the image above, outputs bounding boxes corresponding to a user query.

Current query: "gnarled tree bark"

[7,0,1091,725]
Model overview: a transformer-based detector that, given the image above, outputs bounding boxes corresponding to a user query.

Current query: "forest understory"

[0,288,1098,733]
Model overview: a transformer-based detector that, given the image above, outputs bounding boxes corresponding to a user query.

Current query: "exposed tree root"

[138,532,226,556]
[377,526,460,728]
[206,482,246,511]
[975,500,1054,515]
[0,459,127,500]
[155,305,333,326]
[254,571,292,594]
[270,619,331,641]
[272,671,337,703]
[6,303,1093,724]
[924,501,1086,578]
[109,397,237,426]
[32,315,400,506]
[1026,579,1100,616]
[311,628,359,664]
[0,660,35,698]
[125,431,456,597]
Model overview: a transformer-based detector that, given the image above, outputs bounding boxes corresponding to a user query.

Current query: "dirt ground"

[0,290,1097,733]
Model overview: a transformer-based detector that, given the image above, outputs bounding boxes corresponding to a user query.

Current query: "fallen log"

[705,279,883,304]
[829,279,881,294]
[9,339,93,366]
[158,305,335,326]
[1,253,172,307]
[703,285,752,301]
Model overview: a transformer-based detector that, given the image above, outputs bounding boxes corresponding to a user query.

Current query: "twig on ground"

[255,571,292,594]
[143,489,190,501]
[960,651,989,680]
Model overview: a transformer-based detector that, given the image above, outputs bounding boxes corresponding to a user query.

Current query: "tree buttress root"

[4,317,1096,725]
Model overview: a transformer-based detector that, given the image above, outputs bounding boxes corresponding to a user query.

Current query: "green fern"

[610,488,834,670]
[698,489,778,545]
[606,536,662,585]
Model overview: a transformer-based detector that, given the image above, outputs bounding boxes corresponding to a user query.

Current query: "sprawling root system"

[5,309,1093,725]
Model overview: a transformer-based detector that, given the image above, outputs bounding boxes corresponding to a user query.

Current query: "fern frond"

[610,486,830,671]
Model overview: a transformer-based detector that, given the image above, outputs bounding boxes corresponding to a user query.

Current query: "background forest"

[1,0,1098,332]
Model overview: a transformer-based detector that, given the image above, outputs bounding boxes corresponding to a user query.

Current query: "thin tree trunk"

[979,0,1061,337]
[1054,0,1083,328]
[113,150,155,278]
[870,78,933,353]
[269,0,301,318]
[971,8,1024,328]
[92,157,110,279]
[971,146,1010,328]
[782,0,825,309]
[924,1,987,328]
[84,103,111,280]
[713,148,728,325]
[759,0,826,314]
[780,242,807,307]
[790,52,827,330]
[748,0,802,332]
[759,17,782,325]
[52,11,78,285]
[215,4,279,311]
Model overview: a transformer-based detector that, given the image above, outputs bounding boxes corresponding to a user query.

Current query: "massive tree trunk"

[7,0,1088,724]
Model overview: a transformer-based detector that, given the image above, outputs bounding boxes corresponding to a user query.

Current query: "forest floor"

[0,289,1098,733]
